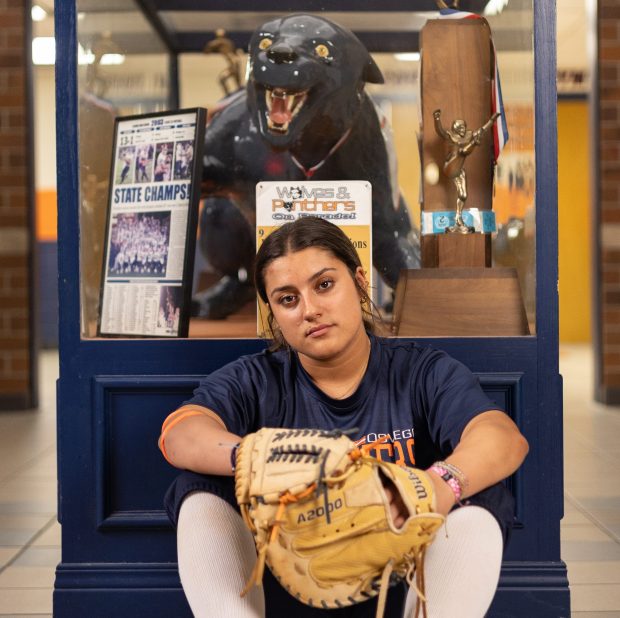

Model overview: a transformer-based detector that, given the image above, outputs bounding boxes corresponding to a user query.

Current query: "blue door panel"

[93,376,201,528]
[54,588,192,618]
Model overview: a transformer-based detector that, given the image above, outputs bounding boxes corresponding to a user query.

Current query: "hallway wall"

[594,0,620,404]
[0,2,36,409]
[558,98,592,343]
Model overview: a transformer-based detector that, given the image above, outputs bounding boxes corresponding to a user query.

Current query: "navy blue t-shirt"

[184,335,500,470]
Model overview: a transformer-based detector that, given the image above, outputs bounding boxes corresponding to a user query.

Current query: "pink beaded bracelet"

[429,464,463,502]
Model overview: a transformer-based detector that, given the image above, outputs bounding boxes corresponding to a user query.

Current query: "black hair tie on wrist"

[230,442,241,473]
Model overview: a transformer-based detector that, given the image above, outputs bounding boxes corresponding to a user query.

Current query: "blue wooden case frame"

[53,1,568,616]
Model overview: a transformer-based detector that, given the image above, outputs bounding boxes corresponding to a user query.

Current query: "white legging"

[177,492,503,618]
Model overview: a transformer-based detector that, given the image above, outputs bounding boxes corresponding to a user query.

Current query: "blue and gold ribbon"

[421,209,497,235]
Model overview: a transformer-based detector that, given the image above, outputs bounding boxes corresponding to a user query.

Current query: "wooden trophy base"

[422,233,492,268]
[392,268,530,337]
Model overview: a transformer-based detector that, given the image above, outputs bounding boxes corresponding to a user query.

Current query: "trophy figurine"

[433,109,500,234]
[203,28,244,96]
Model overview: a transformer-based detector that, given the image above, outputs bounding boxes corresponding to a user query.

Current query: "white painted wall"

[34,66,57,190]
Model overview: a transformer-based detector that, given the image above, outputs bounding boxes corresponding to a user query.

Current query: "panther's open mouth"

[265,87,309,133]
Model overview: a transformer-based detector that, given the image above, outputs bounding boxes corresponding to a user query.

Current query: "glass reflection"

[77,1,170,337]
[485,5,535,331]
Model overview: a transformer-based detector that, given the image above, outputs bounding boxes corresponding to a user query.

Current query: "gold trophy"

[433,109,500,234]
[203,29,244,96]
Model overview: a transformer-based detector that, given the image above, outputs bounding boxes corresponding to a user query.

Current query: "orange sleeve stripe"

[159,411,206,464]
[161,405,227,433]
[159,406,227,464]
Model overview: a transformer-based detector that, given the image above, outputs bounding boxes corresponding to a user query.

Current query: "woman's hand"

[382,477,409,528]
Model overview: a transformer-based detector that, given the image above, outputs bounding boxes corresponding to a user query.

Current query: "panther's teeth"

[265,88,308,132]
[268,119,290,133]
[291,93,307,118]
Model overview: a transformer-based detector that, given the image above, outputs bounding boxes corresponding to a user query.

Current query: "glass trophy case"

[56,2,566,617]
[76,1,536,340]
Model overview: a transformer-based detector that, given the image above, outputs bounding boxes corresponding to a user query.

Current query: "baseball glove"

[234,427,445,618]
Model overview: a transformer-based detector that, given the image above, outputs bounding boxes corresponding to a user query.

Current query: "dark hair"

[254,217,381,348]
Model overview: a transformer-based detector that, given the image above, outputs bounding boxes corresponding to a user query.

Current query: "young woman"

[159,217,529,618]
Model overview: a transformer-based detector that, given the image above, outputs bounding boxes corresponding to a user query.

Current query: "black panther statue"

[194,13,420,319]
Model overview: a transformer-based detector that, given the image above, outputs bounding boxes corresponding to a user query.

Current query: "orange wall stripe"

[36,190,57,242]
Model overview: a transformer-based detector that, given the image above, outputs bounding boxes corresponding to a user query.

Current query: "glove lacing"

[240,445,365,598]
[368,544,429,618]
[240,483,317,597]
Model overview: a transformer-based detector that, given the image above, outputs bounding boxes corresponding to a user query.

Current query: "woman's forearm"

[443,410,529,499]
[161,413,241,476]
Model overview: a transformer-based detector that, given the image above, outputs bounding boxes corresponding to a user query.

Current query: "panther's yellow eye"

[259,38,272,50]
[315,44,330,58]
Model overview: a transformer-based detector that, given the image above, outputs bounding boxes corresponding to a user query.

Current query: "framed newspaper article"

[98,108,206,338]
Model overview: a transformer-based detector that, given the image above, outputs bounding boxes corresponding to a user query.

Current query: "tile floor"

[561,345,620,617]
[0,350,58,617]
[0,345,618,617]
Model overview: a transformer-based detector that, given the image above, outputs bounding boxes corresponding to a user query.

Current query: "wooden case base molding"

[392,268,529,337]
[53,561,569,618]
[0,393,33,411]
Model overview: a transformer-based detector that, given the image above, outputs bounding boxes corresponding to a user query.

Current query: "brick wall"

[597,1,620,404]
[0,1,36,409]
